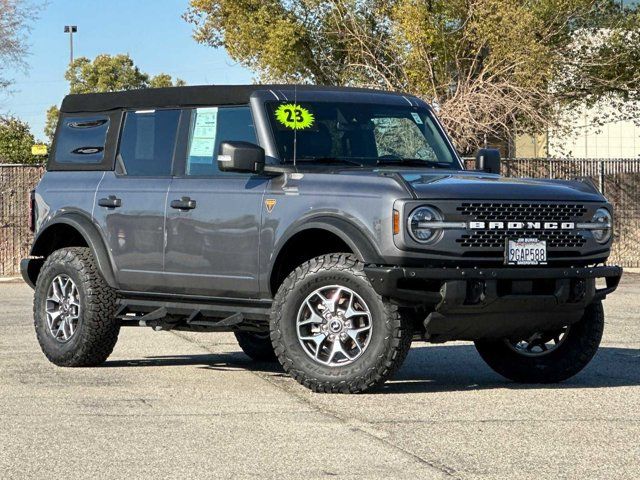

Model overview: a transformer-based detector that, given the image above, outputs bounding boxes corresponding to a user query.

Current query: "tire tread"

[34,247,120,367]
[270,253,412,393]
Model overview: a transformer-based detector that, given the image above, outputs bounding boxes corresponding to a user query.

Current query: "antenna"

[293,84,298,168]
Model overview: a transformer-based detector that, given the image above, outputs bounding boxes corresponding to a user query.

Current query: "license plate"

[505,238,547,265]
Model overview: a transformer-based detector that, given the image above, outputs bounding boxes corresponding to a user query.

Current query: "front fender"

[269,213,385,273]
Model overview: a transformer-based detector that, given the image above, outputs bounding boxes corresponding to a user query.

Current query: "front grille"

[456,230,587,249]
[456,202,587,221]
[454,202,589,251]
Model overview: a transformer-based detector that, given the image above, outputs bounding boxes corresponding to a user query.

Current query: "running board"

[186,311,244,328]
[115,296,270,332]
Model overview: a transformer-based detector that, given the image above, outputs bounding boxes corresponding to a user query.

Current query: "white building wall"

[548,101,640,159]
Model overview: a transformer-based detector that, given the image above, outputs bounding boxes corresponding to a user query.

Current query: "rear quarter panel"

[34,171,104,235]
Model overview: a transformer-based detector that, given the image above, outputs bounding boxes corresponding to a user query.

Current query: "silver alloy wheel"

[296,285,372,366]
[505,326,571,357]
[46,274,81,343]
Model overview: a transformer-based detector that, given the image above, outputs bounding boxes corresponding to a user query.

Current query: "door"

[94,108,181,292]
[164,106,268,298]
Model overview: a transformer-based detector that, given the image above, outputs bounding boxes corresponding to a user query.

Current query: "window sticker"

[189,107,218,161]
[411,112,423,125]
[274,103,315,130]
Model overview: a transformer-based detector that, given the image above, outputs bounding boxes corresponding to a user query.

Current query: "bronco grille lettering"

[469,221,576,230]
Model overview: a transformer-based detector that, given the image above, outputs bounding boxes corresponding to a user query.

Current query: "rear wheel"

[34,247,120,367]
[234,331,276,362]
[270,254,412,393]
[475,301,604,383]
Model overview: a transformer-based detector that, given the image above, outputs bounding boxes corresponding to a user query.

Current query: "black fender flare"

[30,212,118,288]
[268,215,385,286]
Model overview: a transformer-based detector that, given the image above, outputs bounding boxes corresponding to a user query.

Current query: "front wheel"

[475,301,604,383]
[270,254,412,393]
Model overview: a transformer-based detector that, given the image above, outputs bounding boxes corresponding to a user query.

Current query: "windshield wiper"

[375,158,452,168]
[286,156,365,167]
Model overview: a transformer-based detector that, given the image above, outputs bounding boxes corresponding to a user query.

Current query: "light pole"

[63,25,77,64]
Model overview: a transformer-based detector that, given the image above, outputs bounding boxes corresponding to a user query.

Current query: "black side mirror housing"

[217,141,265,174]
[475,148,501,174]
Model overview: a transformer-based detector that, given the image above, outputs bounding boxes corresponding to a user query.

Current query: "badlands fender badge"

[265,199,277,213]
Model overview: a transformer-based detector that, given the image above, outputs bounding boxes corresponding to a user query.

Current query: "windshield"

[266,101,459,168]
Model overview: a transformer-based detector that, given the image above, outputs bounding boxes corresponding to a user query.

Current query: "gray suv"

[22,85,622,393]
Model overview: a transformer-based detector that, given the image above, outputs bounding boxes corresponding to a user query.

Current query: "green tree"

[149,73,187,88]
[45,54,186,140]
[0,116,39,164]
[43,105,59,141]
[184,0,640,152]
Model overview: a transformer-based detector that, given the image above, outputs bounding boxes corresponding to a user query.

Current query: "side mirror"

[217,141,265,174]
[475,148,501,174]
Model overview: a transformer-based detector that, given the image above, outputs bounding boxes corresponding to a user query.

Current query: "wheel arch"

[29,213,117,288]
[268,216,384,296]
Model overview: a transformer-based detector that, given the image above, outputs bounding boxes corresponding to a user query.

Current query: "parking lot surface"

[1,277,639,479]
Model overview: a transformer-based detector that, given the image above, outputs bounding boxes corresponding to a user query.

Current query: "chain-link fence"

[1,159,639,276]
[0,165,44,276]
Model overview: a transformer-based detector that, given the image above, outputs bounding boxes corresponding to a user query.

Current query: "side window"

[186,106,257,176]
[54,115,110,164]
[118,109,180,176]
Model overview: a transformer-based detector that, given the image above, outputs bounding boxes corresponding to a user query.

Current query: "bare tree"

[0,0,36,89]
[186,0,640,153]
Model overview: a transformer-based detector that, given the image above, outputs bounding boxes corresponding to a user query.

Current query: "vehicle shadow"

[378,344,640,394]
[103,344,640,393]
[104,351,284,374]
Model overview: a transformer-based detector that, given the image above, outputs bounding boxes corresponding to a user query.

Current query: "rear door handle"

[98,195,122,209]
[170,197,197,211]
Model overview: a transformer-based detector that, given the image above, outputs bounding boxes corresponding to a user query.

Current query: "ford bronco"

[21,85,622,393]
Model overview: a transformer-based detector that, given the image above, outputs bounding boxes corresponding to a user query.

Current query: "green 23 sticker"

[275,103,315,130]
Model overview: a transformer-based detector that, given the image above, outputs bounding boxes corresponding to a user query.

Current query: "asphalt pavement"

[1,276,638,479]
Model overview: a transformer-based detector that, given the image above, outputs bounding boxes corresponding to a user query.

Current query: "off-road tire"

[475,301,604,383]
[270,254,412,393]
[235,331,277,362]
[34,247,120,367]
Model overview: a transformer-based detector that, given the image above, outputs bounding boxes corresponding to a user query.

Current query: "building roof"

[59,84,410,113]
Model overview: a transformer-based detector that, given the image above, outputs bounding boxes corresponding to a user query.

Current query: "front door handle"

[98,195,122,209]
[170,196,197,211]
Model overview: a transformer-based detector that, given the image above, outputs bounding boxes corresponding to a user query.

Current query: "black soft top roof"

[60,84,413,113]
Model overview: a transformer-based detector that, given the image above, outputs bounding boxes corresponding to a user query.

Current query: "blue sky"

[0,0,253,141]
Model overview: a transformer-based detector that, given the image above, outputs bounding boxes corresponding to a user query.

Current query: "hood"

[396,170,605,202]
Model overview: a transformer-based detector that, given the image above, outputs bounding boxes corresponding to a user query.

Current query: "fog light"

[465,280,485,305]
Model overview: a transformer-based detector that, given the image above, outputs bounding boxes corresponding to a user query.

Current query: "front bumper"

[365,264,622,341]
[365,264,622,303]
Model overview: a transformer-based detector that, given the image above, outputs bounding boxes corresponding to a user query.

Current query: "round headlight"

[408,206,443,244]
[591,208,612,244]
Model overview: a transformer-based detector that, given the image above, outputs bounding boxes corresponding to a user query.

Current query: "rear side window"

[118,109,180,176]
[54,115,110,164]
[186,106,257,176]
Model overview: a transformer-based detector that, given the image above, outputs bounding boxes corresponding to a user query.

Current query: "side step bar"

[115,295,272,333]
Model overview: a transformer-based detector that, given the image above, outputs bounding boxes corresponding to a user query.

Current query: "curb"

[0,277,23,283]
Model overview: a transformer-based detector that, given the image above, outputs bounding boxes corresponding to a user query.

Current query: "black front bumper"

[365,264,622,304]
[365,264,622,341]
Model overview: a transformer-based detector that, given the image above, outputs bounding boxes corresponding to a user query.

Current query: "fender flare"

[31,213,118,288]
[267,215,385,288]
